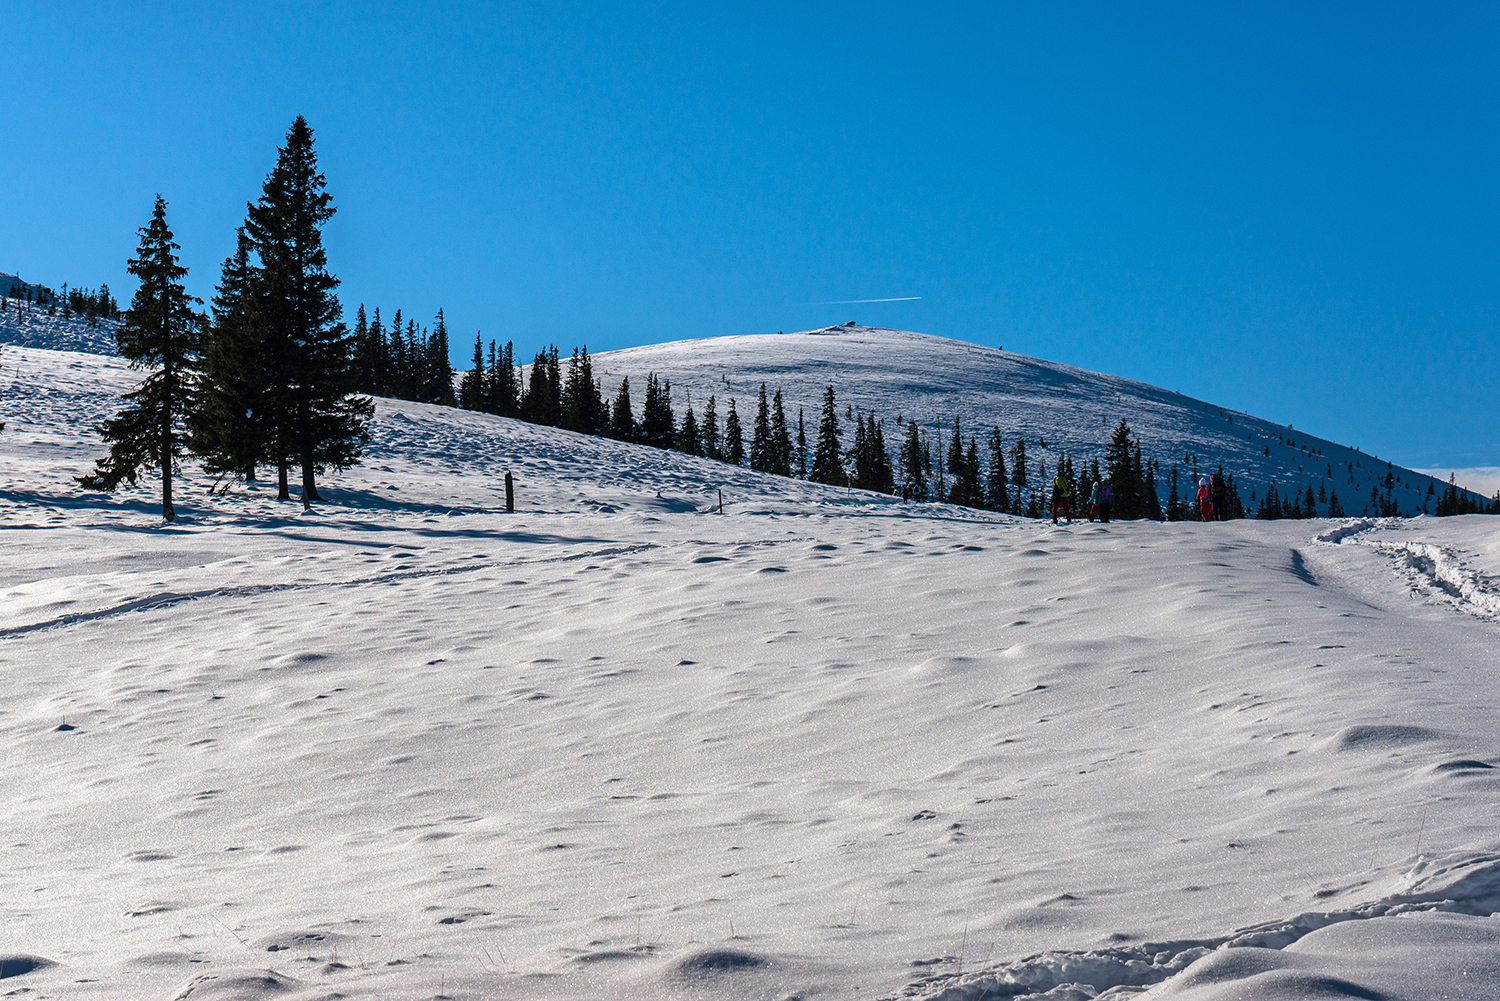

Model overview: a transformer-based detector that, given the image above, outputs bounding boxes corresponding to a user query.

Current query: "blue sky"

[4,2,1496,477]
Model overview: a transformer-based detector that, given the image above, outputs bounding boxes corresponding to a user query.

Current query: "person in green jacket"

[1051,471,1073,524]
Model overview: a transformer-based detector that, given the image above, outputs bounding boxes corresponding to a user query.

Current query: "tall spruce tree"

[900,420,926,500]
[770,389,792,476]
[795,408,808,479]
[490,340,518,416]
[724,399,744,465]
[749,383,773,472]
[701,394,721,459]
[79,195,202,522]
[945,417,968,505]
[458,332,485,410]
[985,426,1009,512]
[1105,420,1142,518]
[193,226,271,485]
[850,413,871,489]
[1010,438,1028,511]
[964,438,983,508]
[426,309,455,405]
[609,376,636,441]
[810,384,845,485]
[562,346,604,434]
[245,116,371,507]
[640,373,675,448]
[677,397,701,456]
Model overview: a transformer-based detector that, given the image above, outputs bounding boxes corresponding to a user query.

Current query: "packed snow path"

[0,345,1497,1000]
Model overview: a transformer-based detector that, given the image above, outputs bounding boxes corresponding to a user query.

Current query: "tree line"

[79,116,370,521]
[4,277,120,327]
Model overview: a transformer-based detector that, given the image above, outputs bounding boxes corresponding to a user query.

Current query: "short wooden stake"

[505,471,514,512]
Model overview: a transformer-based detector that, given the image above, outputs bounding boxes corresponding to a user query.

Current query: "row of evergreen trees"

[4,279,120,327]
[347,305,456,407]
[80,117,371,521]
[1253,481,1344,520]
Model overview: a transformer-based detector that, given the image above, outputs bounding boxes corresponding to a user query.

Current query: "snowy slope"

[0,283,119,355]
[2,344,1499,1001]
[593,325,1474,517]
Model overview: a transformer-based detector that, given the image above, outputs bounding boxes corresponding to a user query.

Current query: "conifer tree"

[1105,420,1141,518]
[1010,438,1028,496]
[367,307,388,395]
[677,397,701,456]
[749,382,773,472]
[850,413,870,489]
[701,394,721,460]
[426,309,455,405]
[944,417,965,504]
[193,226,271,485]
[1143,454,1163,520]
[245,116,371,506]
[1166,465,1182,521]
[795,408,808,479]
[964,437,983,508]
[459,332,486,410]
[609,376,636,441]
[810,384,845,485]
[562,346,604,433]
[79,195,202,521]
[900,420,926,500]
[724,398,744,465]
[640,373,675,448]
[984,426,1009,513]
[524,349,553,424]
[387,309,407,400]
[490,340,518,416]
[771,389,792,476]
[867,414,894,493]
[351,304,372,393]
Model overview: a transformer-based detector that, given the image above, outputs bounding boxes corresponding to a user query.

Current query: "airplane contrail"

[816,296,922,304]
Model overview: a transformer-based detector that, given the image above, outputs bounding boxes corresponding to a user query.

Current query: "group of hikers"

[1049,474,1114,524]
[1193,471,1231,522]
[1049,470,1230,524]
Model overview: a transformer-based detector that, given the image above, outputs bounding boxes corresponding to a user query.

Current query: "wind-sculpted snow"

[1,344,1498,1001]
[901,851,1500,999]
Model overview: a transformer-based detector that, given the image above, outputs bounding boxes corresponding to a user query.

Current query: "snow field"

[0,344,1498,1000]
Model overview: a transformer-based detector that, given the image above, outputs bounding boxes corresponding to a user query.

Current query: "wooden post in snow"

[505,472,514,513]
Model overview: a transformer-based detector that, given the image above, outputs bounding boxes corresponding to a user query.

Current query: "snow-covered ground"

[2,343,1499,1001]
[0,288,119,356]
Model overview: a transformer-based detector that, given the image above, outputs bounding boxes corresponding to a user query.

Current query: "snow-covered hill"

[4,298,1482,515]
[2,343,1499,1001]
[594,325,1476,517]
[0,279,119,355]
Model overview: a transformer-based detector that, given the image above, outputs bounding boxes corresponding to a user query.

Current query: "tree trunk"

[278,462,290,500]
[161,368,175,523]
[161,427,174,522]
[301,455,322,510]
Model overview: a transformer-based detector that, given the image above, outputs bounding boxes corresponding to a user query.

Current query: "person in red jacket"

[1196,477,1213,521]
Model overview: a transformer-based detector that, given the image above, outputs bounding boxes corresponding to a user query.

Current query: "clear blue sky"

[5,2,1496,473]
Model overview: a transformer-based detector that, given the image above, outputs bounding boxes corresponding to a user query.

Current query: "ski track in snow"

[1,342,1498,1001]
[1314,519,1500,622]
